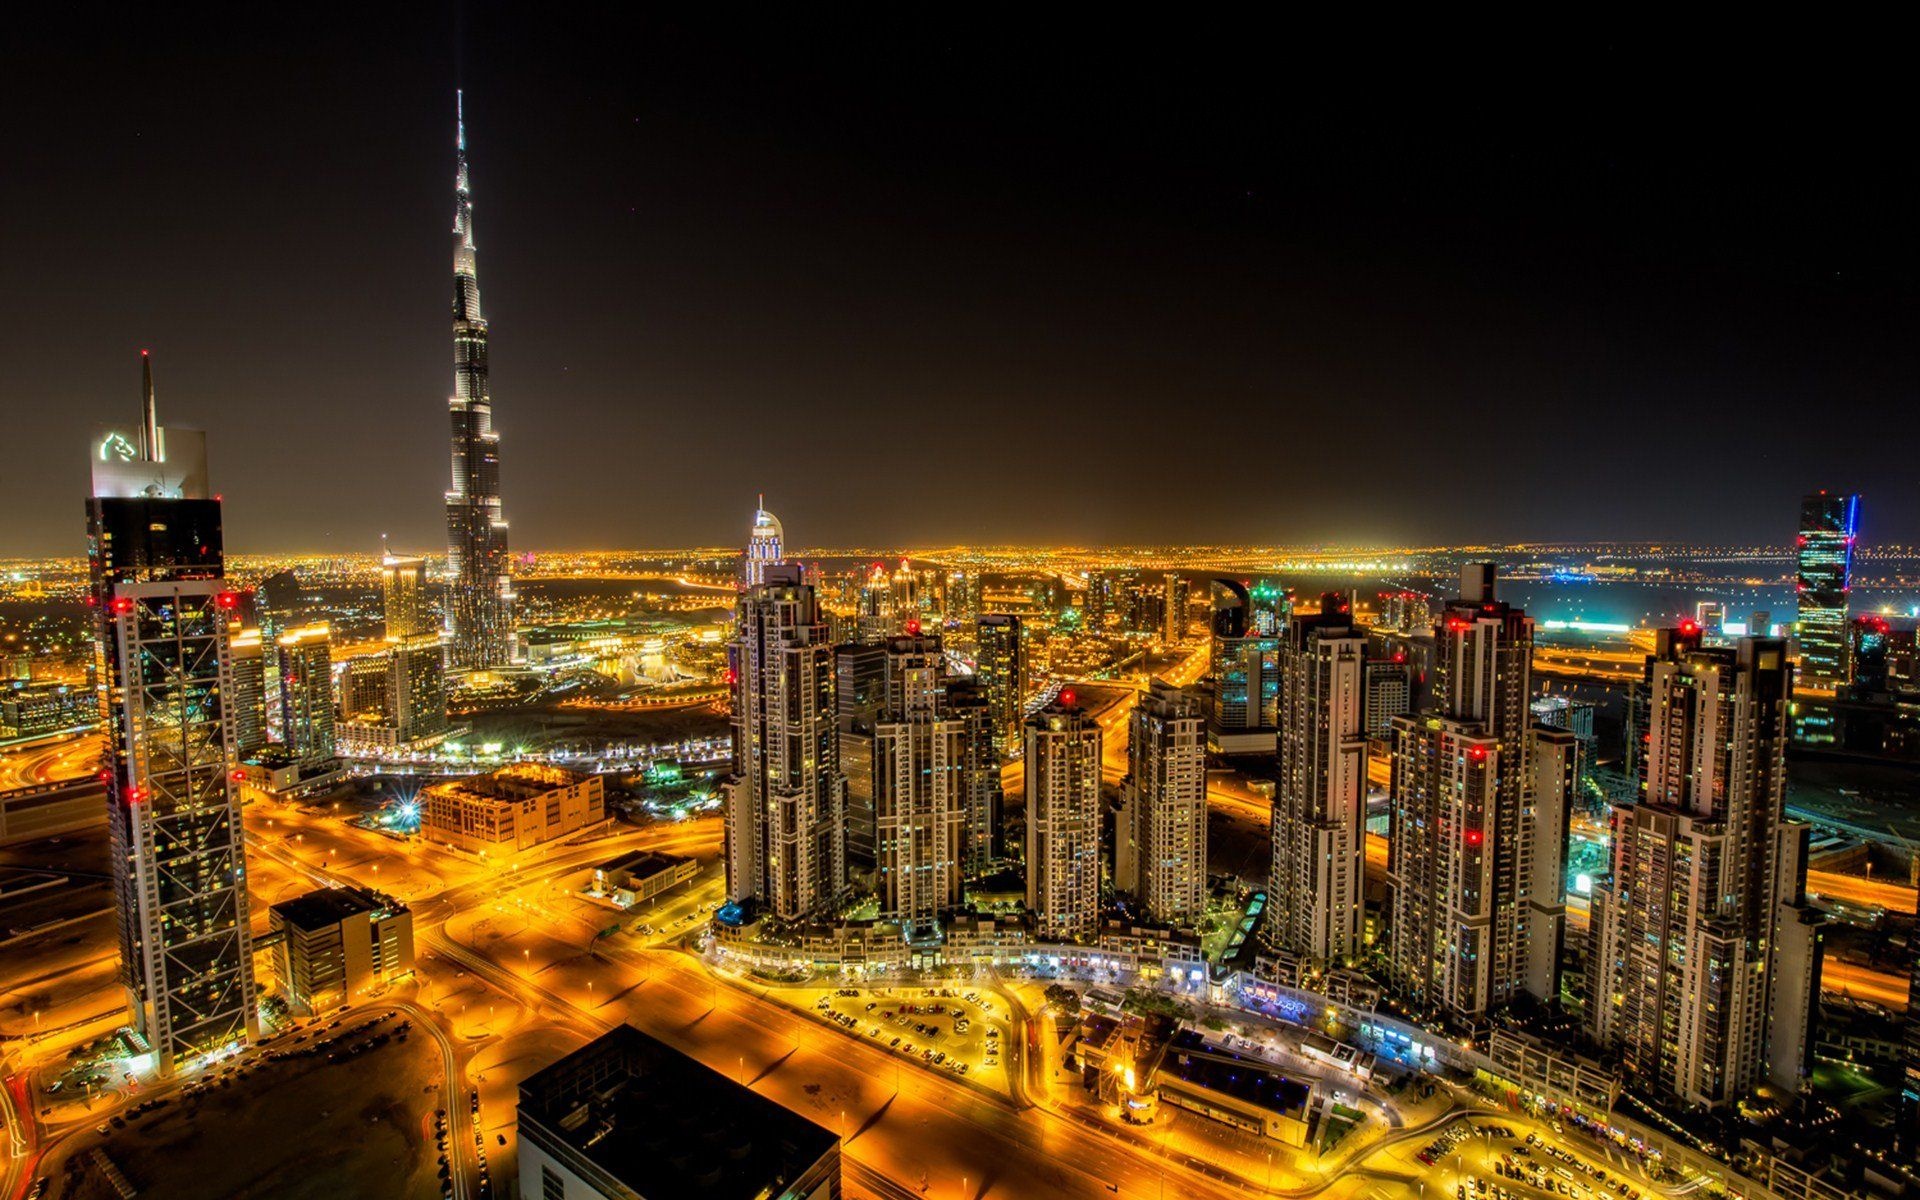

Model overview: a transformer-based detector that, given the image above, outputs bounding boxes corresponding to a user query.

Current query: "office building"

[1586,631,1821,1107]
[380,550,431,640]
[1268,596,1368,966]
[833,641,887,875]
[1024,697,1103,941]
[946,676,1003,875]
[1115,680,1207,927]
[743,496,784,587]
[517,1025,840,1200]
[254,567,300,740]
[337,654,390,723]
[0,681,93,740]
[976,614,1027,754]
[872,635,966,937]
[85,351,258,1073]
[444,90,515,671]
[1208,579,1280,753]
[1794,491,1857,693]
[228,629,269,759]
[1164,573,1191,642]
[724,564,845,919]
[1385,564,1571,1027]
[421,762,605,854]
[1362,657,1411,741]
[276,623,336,763]
[269,886,415,1013]
[388,634,449,744]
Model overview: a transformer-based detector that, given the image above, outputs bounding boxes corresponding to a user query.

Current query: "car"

[890,1037,901,1048]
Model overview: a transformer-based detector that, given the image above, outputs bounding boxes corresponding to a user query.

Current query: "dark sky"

[3,13,1916,555]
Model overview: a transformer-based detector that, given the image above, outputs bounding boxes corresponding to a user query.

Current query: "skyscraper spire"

[139,349,160,463]
[444,90,513,671]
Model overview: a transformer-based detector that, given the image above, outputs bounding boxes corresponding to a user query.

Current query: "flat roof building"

[517,1024,840,1200]
[422,762,605,855]
[269,886,414,1014]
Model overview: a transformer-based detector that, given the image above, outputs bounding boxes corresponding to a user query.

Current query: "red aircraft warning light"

[1059,688,1077,707]
[1465,828,1485,847]
[109,596,135,616]
[216,591,241,610]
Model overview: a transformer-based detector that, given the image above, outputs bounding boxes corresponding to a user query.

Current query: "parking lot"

[783,984,1015,1097]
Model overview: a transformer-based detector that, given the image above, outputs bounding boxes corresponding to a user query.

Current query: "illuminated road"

[1804,869,1918,916]
[0,735,102,792]
[1820,958,1910,1011]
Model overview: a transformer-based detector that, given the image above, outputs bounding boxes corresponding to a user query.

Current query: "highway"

[0,736,101,793]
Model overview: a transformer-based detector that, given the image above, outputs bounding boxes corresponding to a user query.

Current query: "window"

[542,1165,567,1200]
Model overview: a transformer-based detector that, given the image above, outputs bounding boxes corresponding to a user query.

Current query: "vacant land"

[47,1011,446,1200]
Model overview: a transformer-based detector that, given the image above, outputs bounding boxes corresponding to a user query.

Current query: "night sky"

[3,13,1916,555]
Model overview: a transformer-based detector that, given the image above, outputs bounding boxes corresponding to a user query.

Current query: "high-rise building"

[1904,952,1920,1152]
[1115,680,1207,927]
[946,676,1003,875]
[724,565,844,919]
[85,352,257,1073]
[1207,579,1280,753]
[1024,697,1103,941]
[872,635,967,937]
[228,627,269,760]
[742,497,784,587]
[1793,491,1857,697]
[1586,631,1820,1107]
[1164,573,1191,643]
[380,550,430,640]
[1386,564,1571,1027]
[976,614,1027,754]
[1267,595,1369,966]
[388,635,449,743]
[833,642,886,875]
[254,567,300,740]
[269,886,415,1014]
[276,624,335,763]
[1362,656,1411,741]
[444,90,514,671]
[337,654,391,723]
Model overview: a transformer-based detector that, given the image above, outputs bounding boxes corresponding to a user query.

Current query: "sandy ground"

[42,1011,446,1200]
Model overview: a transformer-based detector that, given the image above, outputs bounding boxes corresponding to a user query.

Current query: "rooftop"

[271,885,403,931]
[597,849,693,877]
[1160,1029,1312,1117]
[424,761,593,807]
[519,1025,836,1200]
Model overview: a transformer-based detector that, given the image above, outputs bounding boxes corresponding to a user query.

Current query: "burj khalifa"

[444,90,514,670]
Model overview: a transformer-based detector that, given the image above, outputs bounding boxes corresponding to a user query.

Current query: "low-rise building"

[0,681,93,739]
[269,886,414,1013]
[1153,1029,1315,1146]
[592,850,698,907]
[517,1024,841,1200]
[421,762,606,854]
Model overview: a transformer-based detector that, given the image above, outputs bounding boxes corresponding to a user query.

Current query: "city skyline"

[4,16,1918,555]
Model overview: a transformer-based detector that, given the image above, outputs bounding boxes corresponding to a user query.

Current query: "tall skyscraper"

[834,642,887,876]
[1386,564,1571,1027]
[1207,579,1280,753]
[1362,656,1411,740]
[1115,679,1207,927]
[86,352,257,1073]
[1586,631,1820,1107]
[724,564,844,919]
[444,90,514,671]
[1163,573,1190,643]
[742,497,784,587]
[277,624,336,763]
[1267,595,1368,966]
[1024,697,1103,941]
[945,676,1003,875]
[1793,490,1858,694]
[872,635,967,938]
[254,567,300,741]
[228,627,269,761]
[380,549,430,640]
[976,614,1026,754]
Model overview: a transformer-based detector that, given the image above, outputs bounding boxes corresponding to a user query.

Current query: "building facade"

[743,498,784,587]
[1025,698,1103,941]
[1115,680,1207,927]
[85,353,258,1073]
[444,90,514,670]
[976,614,1027,755]
[276,623,335,763]
[421,763,605,854]
[725,565,845,919]
[1268,596,1368,967]
[833,641,886,876]
[1385,564,1571,1027]
[1208,579,1280,753]
[269,886,414,1013]
[871,635,967,937]
[1586,631,1820,1107]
